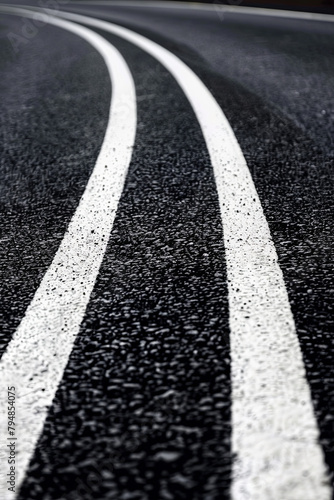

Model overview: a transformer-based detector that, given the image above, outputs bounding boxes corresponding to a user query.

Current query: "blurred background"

[136,0,334,14]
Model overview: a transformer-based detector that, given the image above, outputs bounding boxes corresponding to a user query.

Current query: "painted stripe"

[70,0,334,23]
[0,7,136,499]
[38,8,332,500]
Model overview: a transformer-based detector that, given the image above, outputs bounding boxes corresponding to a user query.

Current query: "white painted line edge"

[43,8,333,500]
[0,6,136,499]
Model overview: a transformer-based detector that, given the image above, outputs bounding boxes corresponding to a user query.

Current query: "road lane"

[18,25,232,500]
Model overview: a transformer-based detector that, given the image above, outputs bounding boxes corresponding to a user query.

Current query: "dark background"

[204,0,334,14]
[84,0,334,14]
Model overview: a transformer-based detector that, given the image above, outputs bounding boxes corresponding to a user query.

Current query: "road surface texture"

[0,2,333,499]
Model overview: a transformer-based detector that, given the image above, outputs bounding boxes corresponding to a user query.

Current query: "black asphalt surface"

[0,2,333,499]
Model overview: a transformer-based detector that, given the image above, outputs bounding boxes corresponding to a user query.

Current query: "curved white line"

[0,6,136,498]
[39,8,332,500]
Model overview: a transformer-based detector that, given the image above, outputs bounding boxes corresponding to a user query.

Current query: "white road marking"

[38,8,332,499]
[0,7,136,498]
[71,0,334,23]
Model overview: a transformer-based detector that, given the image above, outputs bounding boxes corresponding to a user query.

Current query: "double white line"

[0,5,331,499]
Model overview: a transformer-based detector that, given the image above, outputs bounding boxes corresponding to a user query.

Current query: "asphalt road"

[0,2,333,499]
